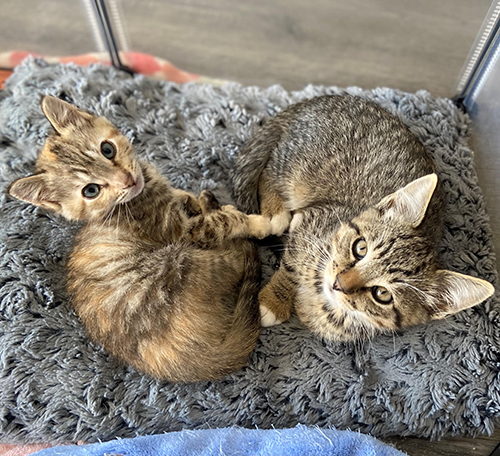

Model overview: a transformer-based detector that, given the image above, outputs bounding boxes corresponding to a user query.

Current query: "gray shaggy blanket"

[0,58,498,443]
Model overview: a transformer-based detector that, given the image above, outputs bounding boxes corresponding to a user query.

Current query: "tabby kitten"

[9,96,272,382]
[233,95,494,341]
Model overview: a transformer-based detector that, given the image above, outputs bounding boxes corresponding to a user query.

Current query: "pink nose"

[123,172,136,189]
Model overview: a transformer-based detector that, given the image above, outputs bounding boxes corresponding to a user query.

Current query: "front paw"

[247,214,272,239]
[181,195,202,217]
[260,304,283,327]
[269,211,292,236]
[199,190,221,213]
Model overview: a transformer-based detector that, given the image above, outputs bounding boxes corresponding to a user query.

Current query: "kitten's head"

[320,174,494,337]
[8,96,144,221]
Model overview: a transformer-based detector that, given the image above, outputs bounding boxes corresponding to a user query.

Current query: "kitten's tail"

[232,122,283,214]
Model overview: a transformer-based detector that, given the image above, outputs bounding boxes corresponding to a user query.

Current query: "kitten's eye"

[372,286,393,304]
[82,183,101,199]
[352,238,368,259]
[101,141,116,159]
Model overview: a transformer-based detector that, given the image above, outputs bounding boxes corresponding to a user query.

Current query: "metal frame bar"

[454,1,500,108]
[90,0,134,75]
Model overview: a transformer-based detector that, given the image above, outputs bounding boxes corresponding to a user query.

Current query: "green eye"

[82,183,101,199]
[372,286,393,304]
[101,141,116,159]
[352,238,367,259]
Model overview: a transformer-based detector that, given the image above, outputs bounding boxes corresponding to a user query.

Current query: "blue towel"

[33,426,406,456]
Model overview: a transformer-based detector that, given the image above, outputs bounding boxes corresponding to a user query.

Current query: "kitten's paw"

[199,190,221,213]
[289,212,304,232]
[181,195,202,217]
[221,204,239,214]
[247,214,272,239]
[260,305,283,327]
[270,211,292,236]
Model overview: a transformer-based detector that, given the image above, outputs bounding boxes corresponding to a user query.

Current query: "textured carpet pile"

[0,58,498,443]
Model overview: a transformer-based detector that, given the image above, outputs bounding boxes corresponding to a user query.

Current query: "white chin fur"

[323,280,341,308]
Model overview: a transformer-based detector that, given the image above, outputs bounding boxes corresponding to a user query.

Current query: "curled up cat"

[8,96,272,382]
[233,95,495,342]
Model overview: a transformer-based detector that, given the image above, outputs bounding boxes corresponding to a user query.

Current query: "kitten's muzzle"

[121,171,145,203]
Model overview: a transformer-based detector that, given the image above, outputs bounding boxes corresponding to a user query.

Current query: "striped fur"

[233,95,494,341]
[8,96,271,381]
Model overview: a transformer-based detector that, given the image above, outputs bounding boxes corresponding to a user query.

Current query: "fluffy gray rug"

[0,58,498,444]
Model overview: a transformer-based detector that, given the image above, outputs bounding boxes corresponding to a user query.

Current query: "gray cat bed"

[0,58,498,443]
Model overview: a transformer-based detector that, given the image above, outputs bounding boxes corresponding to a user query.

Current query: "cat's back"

[66,222,261,382]
[270,95,436,209]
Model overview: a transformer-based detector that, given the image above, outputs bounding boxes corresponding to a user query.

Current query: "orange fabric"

[0,51,201,84]
[0,69,13,90]
[0,444,54,456]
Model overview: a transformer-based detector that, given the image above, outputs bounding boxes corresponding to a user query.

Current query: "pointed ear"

[41,96,92,134]
[376,174,438,227]
[431,270,495,320]
[8,174,61,212]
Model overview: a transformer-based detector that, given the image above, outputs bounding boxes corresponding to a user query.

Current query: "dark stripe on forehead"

[57,150,96,169]
[388,267,415,277]
[70,166,91,175]
[347,221,361,235]
[399,234,417,241]
[377,237,397,258]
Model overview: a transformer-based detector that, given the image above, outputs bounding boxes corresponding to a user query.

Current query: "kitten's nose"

[332,269,364,295]
[332,277,345,293]
[123,172,136,189]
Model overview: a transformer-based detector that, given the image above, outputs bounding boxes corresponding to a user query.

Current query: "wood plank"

[386,429,500,456]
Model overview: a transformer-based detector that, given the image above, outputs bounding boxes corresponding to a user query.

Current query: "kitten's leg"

[259,264,296,327]
[198,190,221,213]
[187,203,271,244]
[259,169,291,236]
[176,190,203,217]
[199,190,271,239]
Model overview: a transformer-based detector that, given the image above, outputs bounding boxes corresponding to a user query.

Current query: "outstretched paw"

[199,190,221,214]
[270,211,292,236]
[247,214,272,239]
[181,195,202,218]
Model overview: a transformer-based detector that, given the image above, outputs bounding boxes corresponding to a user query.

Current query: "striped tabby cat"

[9,96,271,382]
[233,95,494,341]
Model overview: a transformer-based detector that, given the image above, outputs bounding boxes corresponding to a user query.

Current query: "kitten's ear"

[431,270,495,320]
[377,174,438,227]
[41,96,91,134]
[8,174,61,212]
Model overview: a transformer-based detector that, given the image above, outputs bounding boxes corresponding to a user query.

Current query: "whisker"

[285,232,333,260]
[115,205,121,240]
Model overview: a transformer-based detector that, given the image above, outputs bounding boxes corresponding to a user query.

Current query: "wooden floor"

[1,0,499,454]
